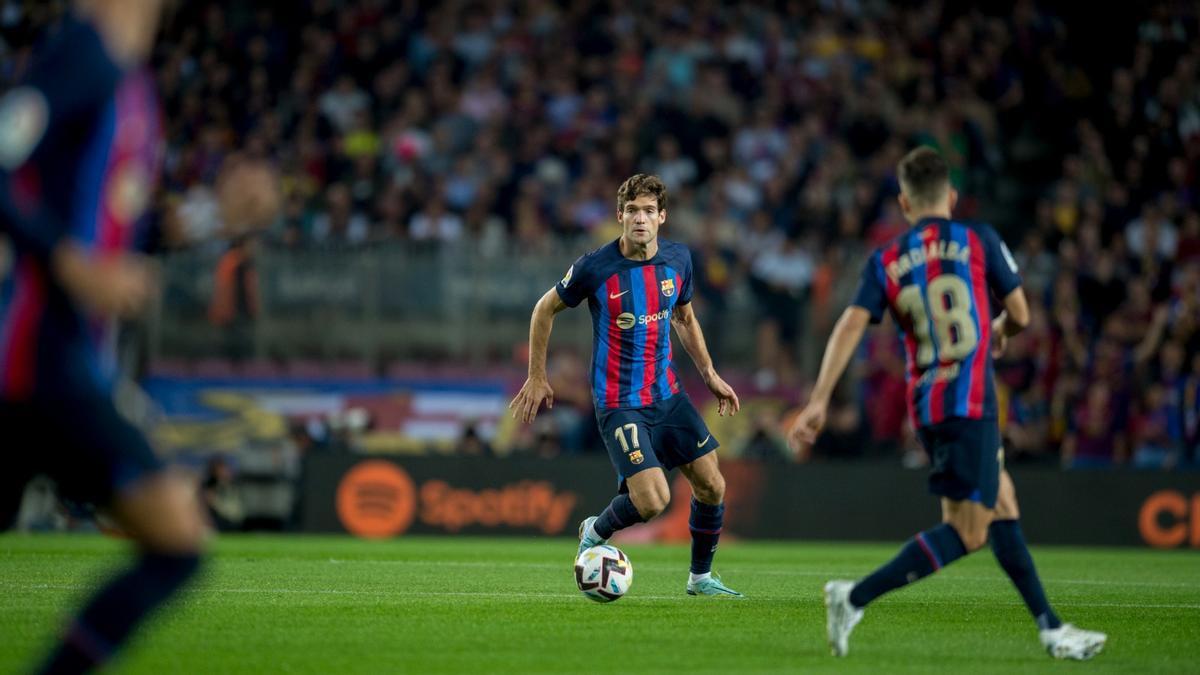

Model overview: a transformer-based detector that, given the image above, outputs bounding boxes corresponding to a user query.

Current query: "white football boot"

[576,516,607,558]
[1039,623,1107,660]
[824,580,864,657]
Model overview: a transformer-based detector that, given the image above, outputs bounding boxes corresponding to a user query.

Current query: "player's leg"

[37,401,208,675]
[664,397,740,596]
[988,469,1060,628]
[580,468,669,554]
[848,496,985,606]
[580,411,669,555]
[846,419,997,610]
[826,420,993,656]
[823,496,983,657]
[989,469,1106,659]
[678,452,740,596]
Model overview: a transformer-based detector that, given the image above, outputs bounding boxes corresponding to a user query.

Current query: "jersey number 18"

[896,275,979,367]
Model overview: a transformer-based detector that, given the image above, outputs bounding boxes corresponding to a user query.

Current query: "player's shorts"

[595,393,718,492]
[0,395,164,530]
[916,416,1002,509]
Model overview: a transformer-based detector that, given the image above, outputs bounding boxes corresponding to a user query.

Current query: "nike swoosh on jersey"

[697,435,711,447]
[609,290,629,299]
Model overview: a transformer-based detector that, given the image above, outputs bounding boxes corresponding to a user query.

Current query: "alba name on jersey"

[0,18,161,399]
[852,217,1021,428]
[556,238,693,410]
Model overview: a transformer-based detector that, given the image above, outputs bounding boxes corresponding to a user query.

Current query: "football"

[573,545,633,603]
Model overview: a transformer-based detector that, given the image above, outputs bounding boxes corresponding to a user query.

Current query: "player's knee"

[631,490,669,520]
[141,509,211,556]
[694,474,725,505]
[122,475,212,557]
[958,526,989,552]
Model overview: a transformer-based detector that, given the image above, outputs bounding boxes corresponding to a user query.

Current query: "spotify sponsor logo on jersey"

[616,309,671,330]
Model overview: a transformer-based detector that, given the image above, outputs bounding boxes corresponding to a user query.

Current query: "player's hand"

[990,316,1009,358]
[53,243,157,318]
[703,370,740,416]
[509,377,554,424]
[787,399,828,453]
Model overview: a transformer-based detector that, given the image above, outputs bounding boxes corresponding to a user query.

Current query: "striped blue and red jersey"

[0,18,161,400]
[852,217,1022,428]
[555,238,693,410]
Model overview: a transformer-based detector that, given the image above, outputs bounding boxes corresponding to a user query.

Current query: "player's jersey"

[556,238,693,409]
[852,217,1021,428]
[0,18,161,400]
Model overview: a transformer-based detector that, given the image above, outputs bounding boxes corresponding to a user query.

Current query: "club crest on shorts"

[660,278,675,297]
[628,450,644,465]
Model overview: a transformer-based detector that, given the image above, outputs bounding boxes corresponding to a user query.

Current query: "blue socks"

[847,519,1064,630]
[990,519,1062,630]
[593,494,644,540]
[689,498,724,575]
[40,552,201,675]
[849,523,967,608]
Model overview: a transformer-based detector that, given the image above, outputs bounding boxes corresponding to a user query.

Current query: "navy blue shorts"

[595,394,717,492]
[0,396,164,529]
[917,417,1003,509]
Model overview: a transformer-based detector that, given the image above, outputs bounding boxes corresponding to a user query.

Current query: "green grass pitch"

[1,534,1197,673]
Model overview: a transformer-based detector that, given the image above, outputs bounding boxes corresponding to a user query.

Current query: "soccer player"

[789,147,1107,660]
[510,174,743,597]
[0,2,210,672]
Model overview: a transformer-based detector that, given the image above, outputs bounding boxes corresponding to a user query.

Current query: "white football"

[574,544,633,602]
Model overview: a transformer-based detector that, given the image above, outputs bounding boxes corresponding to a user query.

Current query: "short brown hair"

[617,174,668,212]
[897,146,950,206]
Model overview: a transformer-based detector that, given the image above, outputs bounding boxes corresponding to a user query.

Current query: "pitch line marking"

[323,559,1199,588]
[6,582,1199,609]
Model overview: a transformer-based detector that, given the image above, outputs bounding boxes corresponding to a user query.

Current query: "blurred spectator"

[1130,384,1180,469]
[456,423,494,457]
[320,74,371,134]
[1062,382,1128,469]
[747,230,814,388]
[311,183,370,246]
[409,191,464,243]
[208,234,259,363]
[201,455,245,532]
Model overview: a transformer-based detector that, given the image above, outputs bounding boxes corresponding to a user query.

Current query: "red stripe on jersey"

[881,243,918,429]
[666,343,678,394]
[604,275,624,407]
[967,230,991,418]
[922,225,947,425]
[1,259,46,398]
[639,265,660,406]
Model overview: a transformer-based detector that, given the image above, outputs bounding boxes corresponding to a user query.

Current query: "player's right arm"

[787,252,887,452]
[509,288,569,424]
[510,257,592,424]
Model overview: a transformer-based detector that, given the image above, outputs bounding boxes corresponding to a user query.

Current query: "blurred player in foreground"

[511,174,743,596]
[789,147,1106,660]
[0,1,278,672]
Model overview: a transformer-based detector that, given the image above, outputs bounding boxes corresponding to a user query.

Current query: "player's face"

[618,194,665,245]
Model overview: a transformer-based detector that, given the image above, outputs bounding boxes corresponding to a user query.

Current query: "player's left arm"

[670,301,739,416]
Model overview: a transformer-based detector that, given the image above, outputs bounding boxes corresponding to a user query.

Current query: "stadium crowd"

[2,1,1198,468]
